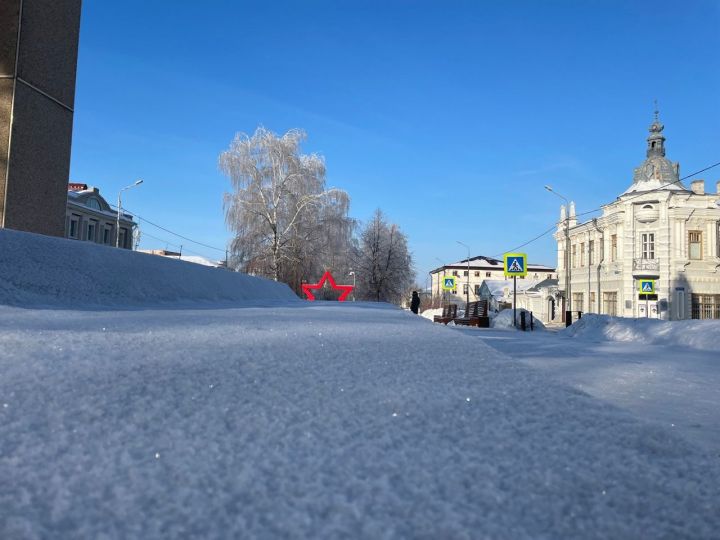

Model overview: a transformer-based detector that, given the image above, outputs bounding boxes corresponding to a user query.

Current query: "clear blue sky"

[70,1,720,285]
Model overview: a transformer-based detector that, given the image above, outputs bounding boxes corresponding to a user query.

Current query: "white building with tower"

[553,113,720,320]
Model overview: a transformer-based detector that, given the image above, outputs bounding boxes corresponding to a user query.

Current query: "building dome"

[621,111,688,196]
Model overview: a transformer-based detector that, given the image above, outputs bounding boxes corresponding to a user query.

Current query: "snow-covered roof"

[481,279,544,297]
[526,278,558,292]
[434,255,555,273]
[179,255,223,268]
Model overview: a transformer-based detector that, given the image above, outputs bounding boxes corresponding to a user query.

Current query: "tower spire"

[646,103,665,157]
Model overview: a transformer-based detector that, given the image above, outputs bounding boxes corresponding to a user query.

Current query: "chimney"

[690,180,705,195]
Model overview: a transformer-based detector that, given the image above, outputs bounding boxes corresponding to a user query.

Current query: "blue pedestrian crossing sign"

[442,276,456,291]
[638,279,655,294]
[504,253,528,277]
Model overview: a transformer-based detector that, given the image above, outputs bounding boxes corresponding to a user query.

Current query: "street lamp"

[544,185,572,319]
[456,240,471,306]
[117,179,143,248]
[348,271,356,301]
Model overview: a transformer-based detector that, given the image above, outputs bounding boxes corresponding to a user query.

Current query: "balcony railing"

[632,258,660,273]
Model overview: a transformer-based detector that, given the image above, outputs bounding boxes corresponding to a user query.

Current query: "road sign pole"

[513,276,517,327]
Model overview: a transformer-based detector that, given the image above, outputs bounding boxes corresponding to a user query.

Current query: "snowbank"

[492,308,546,330]
[420,307,442,321]
[562,313,720,352]
[0,228,298,307]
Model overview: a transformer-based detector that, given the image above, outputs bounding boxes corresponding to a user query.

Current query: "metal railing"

[632,258,660,272]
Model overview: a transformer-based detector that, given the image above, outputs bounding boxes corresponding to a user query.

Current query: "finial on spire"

[653,99,659,122]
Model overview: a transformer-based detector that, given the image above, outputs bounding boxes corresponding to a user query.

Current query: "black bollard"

[520,311,526,331]
[578,311,582,319]
[530,312,534,331]
[565,310,572,327]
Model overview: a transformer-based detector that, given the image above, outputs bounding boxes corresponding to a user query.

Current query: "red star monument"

[301,271,354,302]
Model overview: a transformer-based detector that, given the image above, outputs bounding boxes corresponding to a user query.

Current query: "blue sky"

[70,1,720,285]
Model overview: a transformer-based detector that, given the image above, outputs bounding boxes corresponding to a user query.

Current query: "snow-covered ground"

[453,316,720,453]
[2,229,720,538]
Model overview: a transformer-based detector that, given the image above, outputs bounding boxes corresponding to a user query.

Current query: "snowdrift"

[492,308,546,330]
[562,313,720,352]
[0,228,298,307]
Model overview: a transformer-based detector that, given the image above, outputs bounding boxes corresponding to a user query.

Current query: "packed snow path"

[2,302,720,539]
[461,326,720,453]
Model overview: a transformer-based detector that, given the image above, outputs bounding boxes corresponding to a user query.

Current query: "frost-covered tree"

[220,127,352,291]
[353,209,414,304]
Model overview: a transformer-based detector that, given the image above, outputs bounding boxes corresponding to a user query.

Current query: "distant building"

[480,278,560,323]
[66,183,137,249]
[553,113,720,320]
[430,255,556,305]
[138,249,226,269]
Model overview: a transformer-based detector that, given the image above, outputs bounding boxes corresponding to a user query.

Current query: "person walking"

[410,291,420,314]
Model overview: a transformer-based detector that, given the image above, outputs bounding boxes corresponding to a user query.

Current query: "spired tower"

[0,0,82,237]
[622,108,686,196]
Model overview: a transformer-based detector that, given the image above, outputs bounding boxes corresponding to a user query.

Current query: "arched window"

[86,197,101,210]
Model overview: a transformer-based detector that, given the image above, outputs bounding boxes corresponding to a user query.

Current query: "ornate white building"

[554,114,720,320]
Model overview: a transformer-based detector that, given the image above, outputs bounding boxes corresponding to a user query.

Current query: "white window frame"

[641,233,655,260]
[689,231,702,260]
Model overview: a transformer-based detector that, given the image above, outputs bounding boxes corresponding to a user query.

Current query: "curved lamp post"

[117,179,143,248]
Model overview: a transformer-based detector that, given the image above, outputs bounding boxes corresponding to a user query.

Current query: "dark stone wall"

[0,0,21,76]
[0,0,82,237]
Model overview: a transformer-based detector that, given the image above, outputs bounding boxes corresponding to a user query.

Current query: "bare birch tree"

[353,209,414,303]
[220,127,352,291]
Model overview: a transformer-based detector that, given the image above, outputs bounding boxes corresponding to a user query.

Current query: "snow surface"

[454,320,720,452]
[2,230,720,538]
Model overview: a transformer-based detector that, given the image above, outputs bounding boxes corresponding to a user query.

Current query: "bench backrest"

[463,301,481,318]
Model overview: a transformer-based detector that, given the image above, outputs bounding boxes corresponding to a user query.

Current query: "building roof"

[526,278,559,292]
[67,183,135,223]
[480,279,546,297]
[432,255,555,274]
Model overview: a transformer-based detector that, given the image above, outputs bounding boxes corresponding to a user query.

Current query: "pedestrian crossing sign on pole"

[442,276,456,291]
[503,253,528,277]
[638,279,655,294]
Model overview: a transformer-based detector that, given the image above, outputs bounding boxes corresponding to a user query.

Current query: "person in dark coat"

[410,291,420,314]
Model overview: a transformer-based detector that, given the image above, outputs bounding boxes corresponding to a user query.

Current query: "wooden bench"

[453,300,490,327]
[433,303,457,325]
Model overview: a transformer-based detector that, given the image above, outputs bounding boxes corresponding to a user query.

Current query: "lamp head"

[135,179,144,186]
